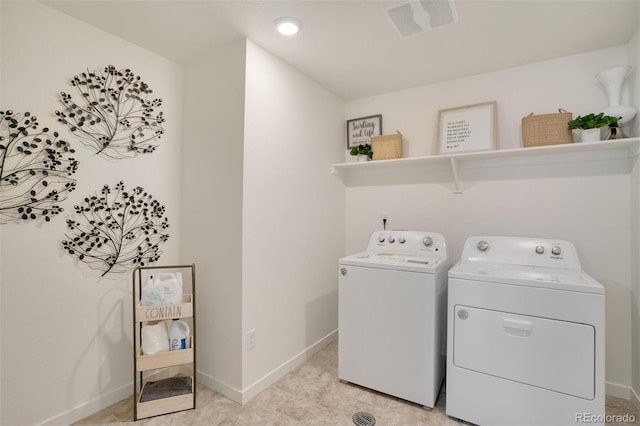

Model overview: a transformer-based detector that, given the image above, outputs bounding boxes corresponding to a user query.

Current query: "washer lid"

[339,252,444,273]
[449,260,604,294]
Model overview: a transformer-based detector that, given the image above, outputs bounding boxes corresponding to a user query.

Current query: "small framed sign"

[437,101,497,154]
[346,114,382,148]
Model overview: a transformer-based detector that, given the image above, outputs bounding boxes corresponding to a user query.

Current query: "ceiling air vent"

[383,0,458,37]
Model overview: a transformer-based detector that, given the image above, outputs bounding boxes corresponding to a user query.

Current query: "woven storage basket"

[371,131,403,160]
[522,109,572,147]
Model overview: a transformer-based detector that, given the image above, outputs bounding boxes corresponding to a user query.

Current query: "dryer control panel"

[461,236,581,270]
[367,230,447,259]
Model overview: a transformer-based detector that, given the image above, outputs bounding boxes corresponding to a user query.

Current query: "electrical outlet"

[247,329,256,349]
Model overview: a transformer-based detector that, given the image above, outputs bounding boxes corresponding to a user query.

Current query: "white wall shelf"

[332,137,640,193]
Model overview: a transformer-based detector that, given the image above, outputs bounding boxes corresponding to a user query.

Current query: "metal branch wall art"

[61,181,170,276]
[56,65,165,159]
[0,110,79,223]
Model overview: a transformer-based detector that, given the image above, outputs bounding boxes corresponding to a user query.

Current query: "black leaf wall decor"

[56,65,165,159]
[0,110,79,224]
[61,181,170,276]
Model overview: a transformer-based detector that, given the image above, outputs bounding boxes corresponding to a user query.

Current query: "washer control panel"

[367,230,447,258]
[463,236,580,269]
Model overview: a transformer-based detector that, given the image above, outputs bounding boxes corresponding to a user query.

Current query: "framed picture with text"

[437,101,497,154]
[346,114,382,148]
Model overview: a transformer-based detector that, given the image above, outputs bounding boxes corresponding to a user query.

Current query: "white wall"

[242,40,345,391]
[0,2,4,418]
[344,46,634,393]
[181,40,246,395]
[0,2,183,424]
[632,151,640,406]
[628,27,640,406]
[627,30,640,139]
[181,39,345,403]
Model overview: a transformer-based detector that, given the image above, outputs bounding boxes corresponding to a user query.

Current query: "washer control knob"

[388,236,395,243]
[423,237,433,247]
[378,235,385,243]
[477,240,489,252]
[551,246,562,255]
[398,236,406,244]
[535,245,545,254]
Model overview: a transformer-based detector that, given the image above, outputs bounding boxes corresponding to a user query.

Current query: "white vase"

[581,128,601,143]
[357,155,370,162]
[595,65,637,127]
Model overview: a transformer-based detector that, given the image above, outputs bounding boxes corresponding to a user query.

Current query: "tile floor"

[76,341,640,425]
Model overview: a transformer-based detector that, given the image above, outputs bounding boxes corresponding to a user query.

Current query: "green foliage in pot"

[568,113,619,130]
[349,143,373,159]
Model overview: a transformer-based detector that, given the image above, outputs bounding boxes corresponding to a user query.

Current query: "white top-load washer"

[447,236,605,426]
[339,230,449,408]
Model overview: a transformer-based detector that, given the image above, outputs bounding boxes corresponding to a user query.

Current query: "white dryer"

[339,230,449,408]
[447,236,605,426]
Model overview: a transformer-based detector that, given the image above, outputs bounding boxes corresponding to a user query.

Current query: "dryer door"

[453,305,595,399]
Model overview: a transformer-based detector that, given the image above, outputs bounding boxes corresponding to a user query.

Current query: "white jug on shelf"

[142,272,183,305]
[169,319,190,351]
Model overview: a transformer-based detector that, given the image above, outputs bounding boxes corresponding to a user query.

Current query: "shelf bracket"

[450,157,462,194]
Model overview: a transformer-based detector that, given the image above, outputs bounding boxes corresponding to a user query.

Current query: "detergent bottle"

[141,275,161,305]
[155,273,183,304]
[169,319,190,351]
[141,272,183,305]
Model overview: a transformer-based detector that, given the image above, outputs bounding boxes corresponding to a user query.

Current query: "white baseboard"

[606,382,640,412]
[196,329,337,405]
[606,381,632,400]
[241,329,338,404]
[36,330,337,425]
[631,387,640,412]
[196,370,243,404]
[38,382,132,426]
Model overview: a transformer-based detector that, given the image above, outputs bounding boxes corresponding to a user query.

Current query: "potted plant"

[568,113,619,142]
[350,143,373,162]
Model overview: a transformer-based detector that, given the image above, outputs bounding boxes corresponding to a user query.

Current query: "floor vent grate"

[352,411,376,426]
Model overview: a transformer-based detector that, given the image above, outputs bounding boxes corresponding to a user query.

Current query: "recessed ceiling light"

[275,17,302,36]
